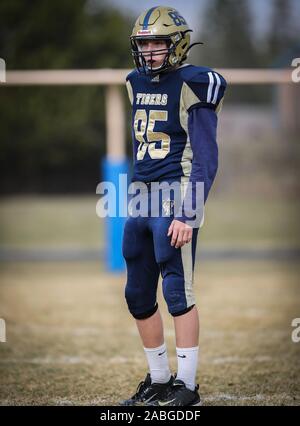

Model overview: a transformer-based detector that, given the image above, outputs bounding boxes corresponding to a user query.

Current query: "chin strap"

[185,41,204,55]
[180,29,204,53]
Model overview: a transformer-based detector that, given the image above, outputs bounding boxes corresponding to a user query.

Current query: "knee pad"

[125,283,158,319]
[162,274,195,316]
[131,303,158,320]
[162,274,186,314]
[171,304,195,317]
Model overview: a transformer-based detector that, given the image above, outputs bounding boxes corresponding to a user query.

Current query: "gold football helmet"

[130,6,201,75]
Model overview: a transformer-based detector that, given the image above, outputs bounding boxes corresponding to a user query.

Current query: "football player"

[121,6,226,406]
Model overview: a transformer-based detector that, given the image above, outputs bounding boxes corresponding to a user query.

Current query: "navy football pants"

[122,207,199,318]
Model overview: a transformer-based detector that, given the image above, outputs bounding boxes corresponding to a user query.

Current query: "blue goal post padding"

[101,157,130,272]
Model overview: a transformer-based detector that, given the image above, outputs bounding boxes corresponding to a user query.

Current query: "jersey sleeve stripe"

[212,72,221,105]
[207,72,215,103]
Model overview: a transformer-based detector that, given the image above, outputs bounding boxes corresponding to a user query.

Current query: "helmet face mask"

[130,35,179,75]
[130,6,192,76]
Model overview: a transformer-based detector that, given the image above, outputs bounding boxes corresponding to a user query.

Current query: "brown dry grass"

[0,259,299,406]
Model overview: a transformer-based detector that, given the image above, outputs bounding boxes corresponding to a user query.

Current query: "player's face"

[137,39,168,70]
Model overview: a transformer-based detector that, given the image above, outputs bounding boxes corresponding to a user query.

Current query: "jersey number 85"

[134,109,171,160]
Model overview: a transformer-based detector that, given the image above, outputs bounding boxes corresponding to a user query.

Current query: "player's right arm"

[125,75,138,163]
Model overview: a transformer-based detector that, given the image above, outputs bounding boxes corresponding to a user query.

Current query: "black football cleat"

[154,378,201,406]
[119,373,174,406]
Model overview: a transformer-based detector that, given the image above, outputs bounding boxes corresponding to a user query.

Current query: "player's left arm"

[168,107,218,248]
[180,106,219,219]
[168,70,227,248]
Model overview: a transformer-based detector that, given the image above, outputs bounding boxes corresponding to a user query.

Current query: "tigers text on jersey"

[126,64,227,183]
[136,93,168,106]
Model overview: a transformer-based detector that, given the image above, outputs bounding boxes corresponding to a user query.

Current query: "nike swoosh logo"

[158,350,166,356]
[158,398,176,406]
[144,393,158,404]
[178,355,186,358]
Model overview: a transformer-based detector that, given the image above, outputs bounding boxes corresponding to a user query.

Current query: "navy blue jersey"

[126,64,227,185]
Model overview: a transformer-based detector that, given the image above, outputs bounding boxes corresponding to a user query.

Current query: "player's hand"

[167,219,193,249]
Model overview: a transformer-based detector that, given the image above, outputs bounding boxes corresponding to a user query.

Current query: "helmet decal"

[142,6,158,30]
[137,30,153,36]
[168,11,187,27]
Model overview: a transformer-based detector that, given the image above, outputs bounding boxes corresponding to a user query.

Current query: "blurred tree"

[0,0,133,69]
[197,0,258,68]
[196,0,274,103]
[0,0,134,193]
[267,0,296,65]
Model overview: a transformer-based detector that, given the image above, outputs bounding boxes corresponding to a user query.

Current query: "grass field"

[0,259,299,406]
[0,195,300,249]
[0,195,299,406]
